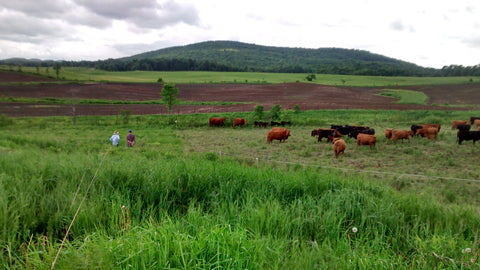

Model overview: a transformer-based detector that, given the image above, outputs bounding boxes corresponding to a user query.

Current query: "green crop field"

[1,108,479,269]
[3,66,480,86]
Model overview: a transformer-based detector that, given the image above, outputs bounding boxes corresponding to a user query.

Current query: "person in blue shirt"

[110,130,120,146]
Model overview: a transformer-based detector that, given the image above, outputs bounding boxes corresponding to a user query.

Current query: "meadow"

[2,66,480,86]
[1,109,480,269]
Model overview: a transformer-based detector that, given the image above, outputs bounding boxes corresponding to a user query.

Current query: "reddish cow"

[267,129,291,143]
[391,130,414,143]
[233,118,247,128]
[451,120,469,130]
[332,138,346,158]
[423,124,441,132]
[474,119,480,128]
[385,129,393,140]
[357,134,377,149]
[209,117,226,127]
[416,127,438,139]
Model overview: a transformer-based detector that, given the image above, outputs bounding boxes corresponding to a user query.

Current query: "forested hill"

[2,41,480,76]
[107,40,436,76]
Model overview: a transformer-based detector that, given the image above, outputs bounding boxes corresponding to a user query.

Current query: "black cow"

[317,129,342,142]
[410,125,424,136]
[348,128,375,139]
[330,125,356,137]
[270,121,282,126]
[456,124,471,131]
[281,121,291,126]
[254,121,269,128]
[457,130,480,144]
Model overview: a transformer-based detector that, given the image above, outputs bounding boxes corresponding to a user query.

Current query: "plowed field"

[1,71,479,117]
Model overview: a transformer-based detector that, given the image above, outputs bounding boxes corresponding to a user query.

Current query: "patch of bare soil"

[0,71,478,117]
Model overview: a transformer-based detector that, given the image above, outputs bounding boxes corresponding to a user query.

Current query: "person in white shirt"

[110,130,120,146]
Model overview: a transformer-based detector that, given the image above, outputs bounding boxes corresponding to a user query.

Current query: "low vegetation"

[1,110,479,269]
[378,89,429,104]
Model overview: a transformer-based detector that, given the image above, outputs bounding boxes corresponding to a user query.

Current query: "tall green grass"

[1,112,479,269]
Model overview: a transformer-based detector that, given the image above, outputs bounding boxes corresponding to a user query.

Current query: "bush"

[0,114,13,127]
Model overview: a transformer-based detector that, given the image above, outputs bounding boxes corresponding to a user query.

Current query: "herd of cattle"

[209,116,480,158]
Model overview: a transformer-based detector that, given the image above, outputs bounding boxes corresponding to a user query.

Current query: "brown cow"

[416,127,438,139]
[332,138,346,158]
[423,124,441,132]
[209,117,226,127]
[391,130,414,143]
[451,120,469,130]
[233,118,247,128]
[267,129,291,143]
[474,119,480,128]
[357,134,377,149]
[385,128,393,140]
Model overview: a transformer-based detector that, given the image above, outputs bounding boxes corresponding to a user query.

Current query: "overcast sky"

[1,0,479,68]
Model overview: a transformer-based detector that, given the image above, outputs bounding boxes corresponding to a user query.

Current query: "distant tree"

[35,64,40,74]
[53,63,61,79]
[305,74,316,81]
[294,104,300,114]
[161,83,179,119]
[253,105,264,120]
[17,65,22,72]
[270,104,282,121]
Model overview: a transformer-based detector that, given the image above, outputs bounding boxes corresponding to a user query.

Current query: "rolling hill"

[114,40,435,76]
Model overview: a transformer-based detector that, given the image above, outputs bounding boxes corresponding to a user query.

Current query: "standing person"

[127,129,135,147]
[109,130,120,147]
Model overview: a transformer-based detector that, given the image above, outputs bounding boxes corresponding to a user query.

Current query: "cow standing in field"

[391,130,414,143]
[385,128,393,140]
[422,124,441,132]
[451,120,469,130]
[410,125,424,136]
[474,119,480,129]
[254,121,268,128]
[209,117,226,127]
[457,130,480,144]
[332,138,346,158]
[233,118,247,128]
[416,127,439,139]
[267,128,291,143]
[456,124,471,131]
[315,128,342,142]
[357,134,377,149]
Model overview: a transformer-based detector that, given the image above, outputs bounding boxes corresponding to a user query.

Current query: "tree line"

[1,58,480,77]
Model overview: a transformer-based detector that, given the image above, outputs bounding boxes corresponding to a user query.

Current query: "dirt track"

[1,71,479,117]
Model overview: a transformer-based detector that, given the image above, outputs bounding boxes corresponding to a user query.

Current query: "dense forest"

[2,41,480,77]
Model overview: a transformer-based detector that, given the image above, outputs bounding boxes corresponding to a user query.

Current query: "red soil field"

[1,71,479,117]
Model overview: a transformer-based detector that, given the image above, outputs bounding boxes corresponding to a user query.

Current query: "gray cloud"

[73,0,199,29]
[389,19,405,31]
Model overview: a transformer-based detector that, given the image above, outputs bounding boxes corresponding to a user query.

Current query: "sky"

[0,0,479,69]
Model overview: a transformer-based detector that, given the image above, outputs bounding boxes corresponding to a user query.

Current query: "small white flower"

[462,248,472,253]
[121,205,126,209]
[352,227,358,233]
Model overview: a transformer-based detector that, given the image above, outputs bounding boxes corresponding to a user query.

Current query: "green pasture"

[1,110,480,269]
[2,66,479,86]
[378,89,429,104]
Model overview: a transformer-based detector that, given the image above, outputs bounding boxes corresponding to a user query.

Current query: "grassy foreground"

[1,110,480,269]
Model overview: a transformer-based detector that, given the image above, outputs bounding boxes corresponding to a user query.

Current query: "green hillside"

[115,40,434,76]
